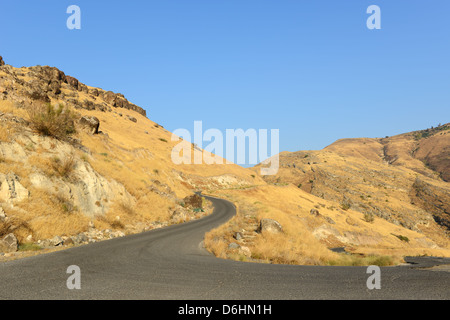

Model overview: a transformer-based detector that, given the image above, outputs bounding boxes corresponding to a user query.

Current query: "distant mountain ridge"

[255,124,450,239]
[325,123,450,182]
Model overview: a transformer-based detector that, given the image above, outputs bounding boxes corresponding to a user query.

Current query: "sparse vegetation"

[363,212,375,223]
[392,234,409,243]
[328,254,395,267]
[340,201,351,211]
[50,154,76,180]
[26,102,77,140]
[18,243,42,252]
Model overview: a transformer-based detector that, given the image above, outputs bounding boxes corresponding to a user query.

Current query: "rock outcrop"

[0,63,147,117]
[257,218,283,234]
[0,173,30,204]
[79,115,100,134]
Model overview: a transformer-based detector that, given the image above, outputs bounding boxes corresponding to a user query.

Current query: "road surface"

[0,195,449,300]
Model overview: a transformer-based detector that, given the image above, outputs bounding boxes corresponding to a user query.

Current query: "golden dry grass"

[205,183,450,265]
[8,188,90,241]
[0,68,448,267]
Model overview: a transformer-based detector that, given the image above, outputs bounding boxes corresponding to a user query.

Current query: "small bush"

[340,201,351,211]
[109,220,125,230]
[159,138,168,143]
[51,154,76,180]
[392,234,409,242]
[363,212,375,223]
[26,102,77,140]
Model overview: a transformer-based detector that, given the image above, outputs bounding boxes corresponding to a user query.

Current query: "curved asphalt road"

[0,195,449,300]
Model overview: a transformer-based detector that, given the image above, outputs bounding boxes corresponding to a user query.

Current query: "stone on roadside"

[0,233,18,253]
[228,242,240,250]
[257,218,283,234]
[239,246,251,257]
[51,236,64,246]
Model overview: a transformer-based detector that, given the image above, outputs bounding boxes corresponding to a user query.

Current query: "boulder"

[257,218,283,234]
[0,233,18,253]
[51,236,64,246]
[72,232,88,245]
[239,246,251,257]
[127,115,137,123]
[0,56,4,67]
[79,115,100,134]
[310,208,320,217]
[64,237,74,246]
[102,91,116,105]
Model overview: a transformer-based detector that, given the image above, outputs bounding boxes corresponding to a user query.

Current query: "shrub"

[51,154,76,180]
[363,212,375,223]
[340,201,351,211]
[392,234,409,242]
[26,102,77,140]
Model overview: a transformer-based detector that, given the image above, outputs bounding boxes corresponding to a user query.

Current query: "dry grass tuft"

[50,154,77,180]
[26,102,77,140]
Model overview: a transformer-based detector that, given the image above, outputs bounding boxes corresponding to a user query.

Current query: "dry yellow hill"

[0,61,258,257]
[325,124,450,181]
[246,126,450,264]
[0,58,448,266]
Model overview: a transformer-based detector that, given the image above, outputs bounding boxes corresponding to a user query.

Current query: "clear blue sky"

[1,0,449,154]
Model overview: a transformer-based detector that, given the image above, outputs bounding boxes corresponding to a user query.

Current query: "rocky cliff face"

[0,57,146,117]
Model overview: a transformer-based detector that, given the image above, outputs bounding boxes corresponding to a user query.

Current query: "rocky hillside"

[0,59,146,117]
[1,55,449,265]
[0,56,256,258]
[253,126,450,245]
[325,124,450,181]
